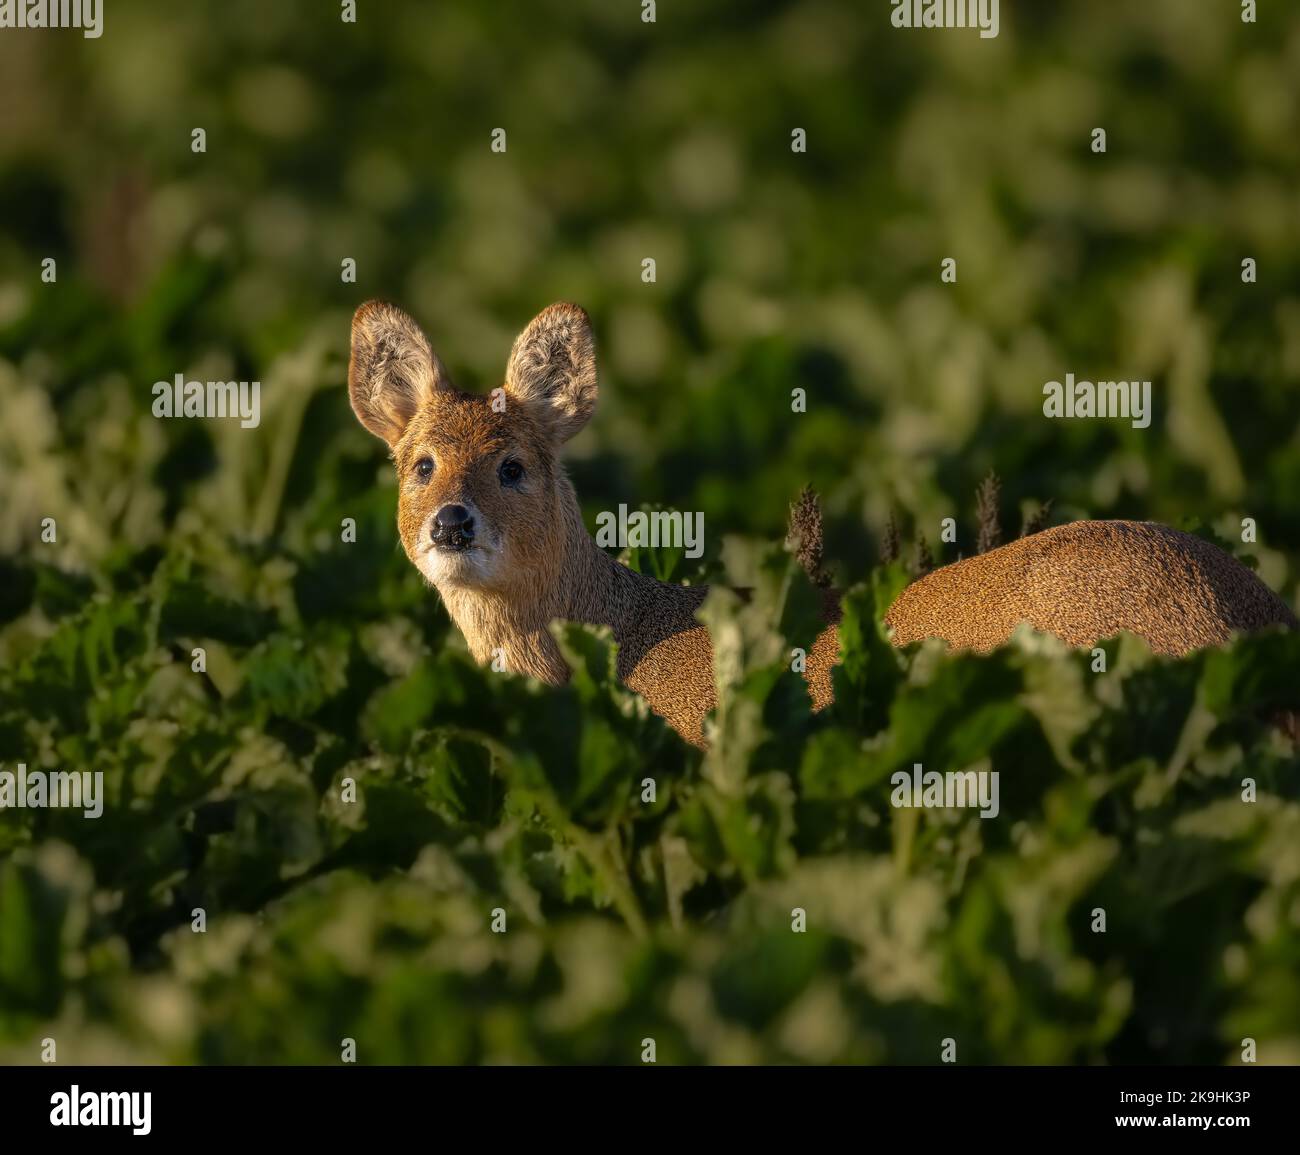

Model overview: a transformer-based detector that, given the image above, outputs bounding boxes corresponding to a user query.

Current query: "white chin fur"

[418,544,501,588]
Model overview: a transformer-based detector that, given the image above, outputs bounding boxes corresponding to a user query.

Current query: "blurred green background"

[1,0,1298,1065]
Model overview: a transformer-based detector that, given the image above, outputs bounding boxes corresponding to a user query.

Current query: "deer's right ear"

[348,301,451,445]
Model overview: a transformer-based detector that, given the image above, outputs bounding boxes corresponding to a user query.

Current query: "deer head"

[347,300,603,683]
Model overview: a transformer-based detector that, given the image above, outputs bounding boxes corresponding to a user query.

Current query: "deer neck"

[559,532,652,630]
[441,480,700,685]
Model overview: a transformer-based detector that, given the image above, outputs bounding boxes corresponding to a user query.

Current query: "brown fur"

[885,520,1298,653]
[349,302,1295,748]
[350,300,828,747]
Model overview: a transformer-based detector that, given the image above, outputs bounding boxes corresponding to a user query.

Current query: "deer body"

[348,301,1294,748]
[886,520,1297,654]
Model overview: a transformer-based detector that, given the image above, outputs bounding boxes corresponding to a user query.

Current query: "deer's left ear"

[503,303,598,442]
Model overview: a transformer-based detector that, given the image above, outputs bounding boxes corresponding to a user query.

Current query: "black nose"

[432,504,475,550]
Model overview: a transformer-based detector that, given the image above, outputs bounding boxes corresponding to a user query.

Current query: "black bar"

[0,1064,1290,1141]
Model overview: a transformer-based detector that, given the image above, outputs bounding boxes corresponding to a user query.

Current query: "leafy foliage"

[0,532,1297,1064]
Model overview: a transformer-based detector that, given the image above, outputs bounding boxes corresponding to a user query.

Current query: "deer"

[347,301,1298,747]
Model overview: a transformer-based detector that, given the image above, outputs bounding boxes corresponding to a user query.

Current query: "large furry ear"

[348,301,451,445]
[503,303,597,442]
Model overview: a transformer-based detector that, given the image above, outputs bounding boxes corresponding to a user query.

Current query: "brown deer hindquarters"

[884,520,1298,656]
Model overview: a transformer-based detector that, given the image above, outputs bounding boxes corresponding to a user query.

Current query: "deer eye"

[414,457,434,480]
[499,459,524,487]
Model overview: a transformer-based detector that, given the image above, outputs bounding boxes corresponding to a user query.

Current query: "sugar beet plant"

[0,521,1297,1065]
